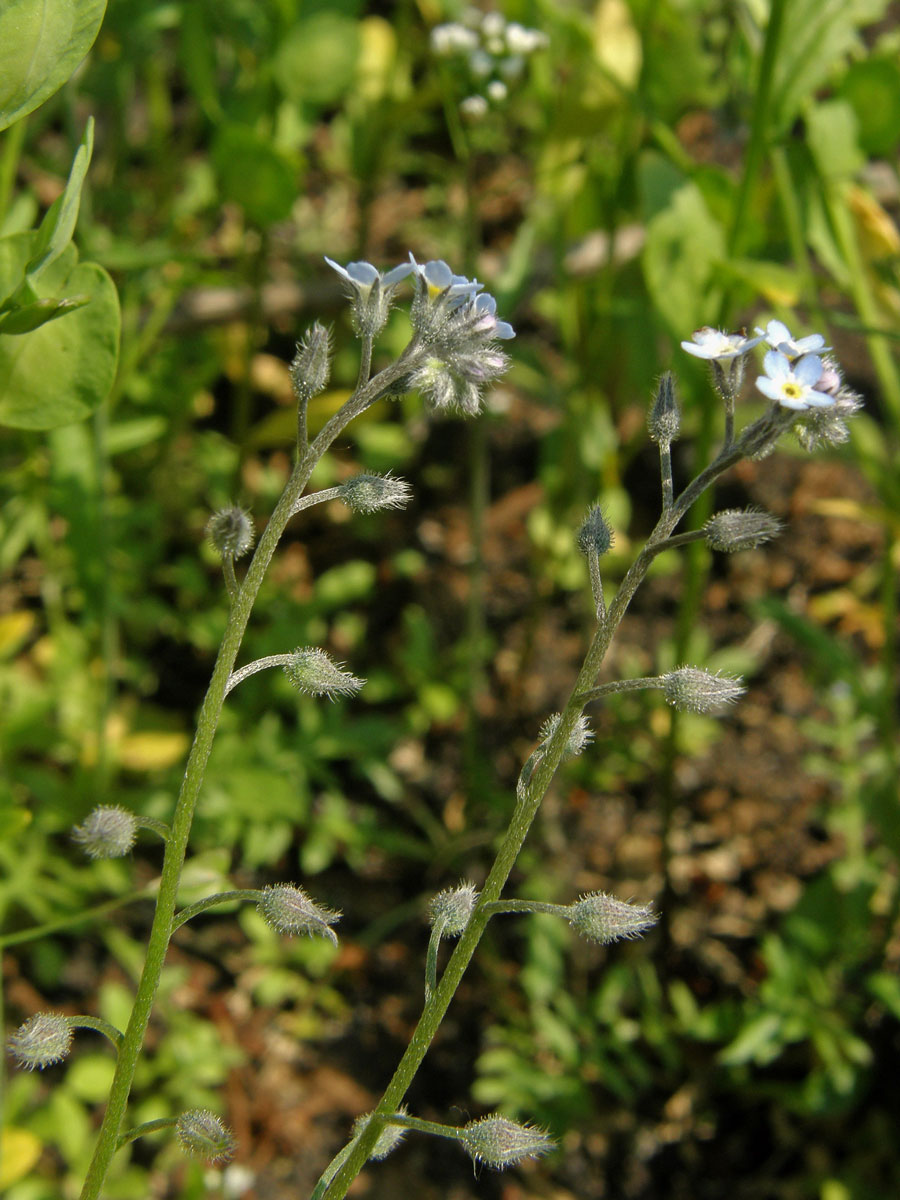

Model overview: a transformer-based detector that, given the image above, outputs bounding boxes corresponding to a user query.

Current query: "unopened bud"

[7,1013,73,1070]
[429,882,478,936]
[206,507,254,560]
[458,1116,554,1169]
[72,805,137,859]
[576,505,614,558]
[539,712,593,758]
[351,1107,409,1160]
[567,892,657,944]
[258,884,341,944]
[283,648,365,699]
[662,667,745,713]
[338,473,412,514]
[176,1110,236,1164]
[290,322,332,403]
[704,508,782,552]
[648,372,681,444]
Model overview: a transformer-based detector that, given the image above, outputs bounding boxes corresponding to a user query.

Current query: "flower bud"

[283,648,365,699]
[662,667,745,713]
[648,372,681,444]
[576,505,614,558]
[206,507,255,560]
[351,1107,409,1160]
[290,321,332,403]
[72,805,137,859]
[176,1109,236,1164]
[7,1013,73,1070]
[458,1116,554,1169]
[429,882,478,936]
[704,508,782,552]
[538,712,593,758]
[338,473,412,514]
[258,884,341,944]
[567,892,657,944]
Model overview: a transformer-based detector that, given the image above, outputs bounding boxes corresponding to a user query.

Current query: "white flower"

[755,319,829,359]
[486,79,508,103]
[681,326,763,361]
[504,22,549,54]
[755,351,834,410]
[460,94,489,118]
[430,22,479,56]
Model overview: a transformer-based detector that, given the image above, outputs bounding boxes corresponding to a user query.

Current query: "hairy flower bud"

[648,371,681,444]
[429,882,478,936]
[351,1107,409,1160]
[290,321,332,403]
[538,712,593,758]
[7,1013,73,1070]
[662,667,745,713]
[576,505,614,558]
[458,1116,554,1169]
[704,508,782,552]
[283,648,365,699]
[567,892,657,944]
[176,1110,236,1164]
[258,884,341,944]
[206,507,255,560]
[72,805,137,859]
[338,473,412,514]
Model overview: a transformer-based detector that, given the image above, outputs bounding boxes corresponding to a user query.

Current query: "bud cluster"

[567,892,657,945]
[576,504,614,558]
[175,1109,236,1164]
[290,321,332,403]
[704,508,782,552]
[206,506,255,560]
[429,881,478,936]
[338,472,412,514]
[7,1012,73,1070]
[351,1107,409,1161]
[257,884,341,944]
[648,371,681,445]
[458,1115,554,1169]
[72,805,137,859]
[662,667,745,713]
[283,647,365,700]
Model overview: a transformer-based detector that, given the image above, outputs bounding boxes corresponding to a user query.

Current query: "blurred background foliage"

[1,0,899,1197]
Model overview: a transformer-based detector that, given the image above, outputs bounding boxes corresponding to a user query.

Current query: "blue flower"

[324,258,413,337]
[755,351,834,410]
[755,319,829,359]
[681,327,763,361]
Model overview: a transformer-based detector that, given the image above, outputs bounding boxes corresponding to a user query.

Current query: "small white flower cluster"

[681,318,863,448]
[430,8,548,117]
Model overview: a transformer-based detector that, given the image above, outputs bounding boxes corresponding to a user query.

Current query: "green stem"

[67,1015,124,1051]
[171,889,262,934]
[320,411,773,1197]
[0,889,155,949]
[78,349,423,1200]
[0,116,27,222]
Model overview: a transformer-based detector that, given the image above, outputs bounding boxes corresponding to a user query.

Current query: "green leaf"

[26,118,94,283]
[0,292,90,334]
[806,100,865,181]
[0,231,32,308]
[274,12,361,106]
[211,125,298,227]
[768,0,889,134]
[0,0,107,132]
[642,182,725,332]
[839,56,900,156]
[0,257,120,429]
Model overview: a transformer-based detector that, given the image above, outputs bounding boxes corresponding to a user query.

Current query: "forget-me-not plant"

[7,265,861,1198]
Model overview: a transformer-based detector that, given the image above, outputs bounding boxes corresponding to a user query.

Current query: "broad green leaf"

[0,292,90,334]
[642,182,725,333]
[0,0,107,131]
[768,0,889,134]
[274,12,361,106]
[0,231,32,307]
[211,125,298,227]
[0,258,120,429]
[807,101,865,181]
[26,118,94,283]
[840,56,900,156]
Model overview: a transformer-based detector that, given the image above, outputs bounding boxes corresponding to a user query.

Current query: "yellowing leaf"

[593,0,642,90]
[0,1127,42,1188]
[847,184,900,261]
[118,731,189,771]
[0,609,36,655]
